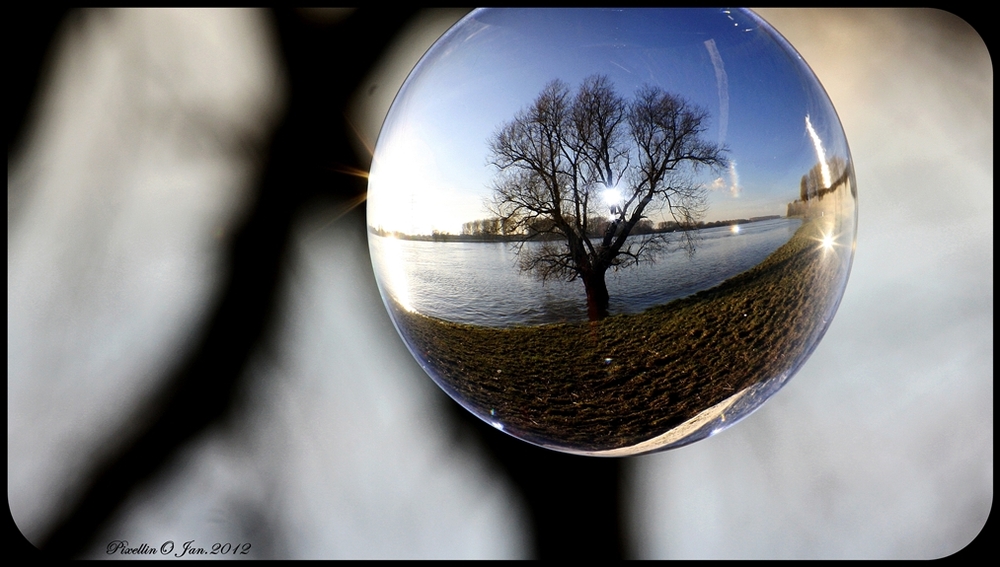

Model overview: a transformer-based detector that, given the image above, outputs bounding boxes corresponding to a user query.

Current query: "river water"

[371,218,802,327]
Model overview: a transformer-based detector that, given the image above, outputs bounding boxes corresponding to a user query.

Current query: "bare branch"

[486,75,727,319]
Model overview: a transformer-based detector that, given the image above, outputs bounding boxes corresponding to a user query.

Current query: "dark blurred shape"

[33,7,417,556]
[17,8,625,559]
[8,8,72,156]
[455,410,625,558]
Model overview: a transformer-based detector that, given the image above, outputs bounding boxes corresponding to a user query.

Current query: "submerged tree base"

[392,220,847,453]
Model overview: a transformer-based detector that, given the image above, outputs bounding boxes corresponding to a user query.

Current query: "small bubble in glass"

[367,8,857,456]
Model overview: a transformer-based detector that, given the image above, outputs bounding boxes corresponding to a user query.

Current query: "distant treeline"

[370,215,783,242]
[787,157,852,217]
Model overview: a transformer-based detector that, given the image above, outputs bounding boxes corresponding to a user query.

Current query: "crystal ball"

[367,8,857,455]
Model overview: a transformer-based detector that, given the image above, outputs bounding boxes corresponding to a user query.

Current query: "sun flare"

[813,228,838,253]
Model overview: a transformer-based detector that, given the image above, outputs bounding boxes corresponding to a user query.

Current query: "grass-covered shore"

[393,219,848,452]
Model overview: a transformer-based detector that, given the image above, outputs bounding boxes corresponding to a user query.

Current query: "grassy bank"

[393,219,848,452]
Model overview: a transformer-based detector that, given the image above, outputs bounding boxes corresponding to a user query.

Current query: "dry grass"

[393,219,847,452]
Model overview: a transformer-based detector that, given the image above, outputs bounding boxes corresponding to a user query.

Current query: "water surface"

[372,217,802,327]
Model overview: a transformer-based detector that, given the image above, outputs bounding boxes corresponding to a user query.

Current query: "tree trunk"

[583,271,610,321]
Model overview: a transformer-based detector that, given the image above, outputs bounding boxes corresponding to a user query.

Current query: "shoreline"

[391,219,847,453]
[371,215,786,243]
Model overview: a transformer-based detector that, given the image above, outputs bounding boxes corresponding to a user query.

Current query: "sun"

[821,233,835,250]
[813,227,838,253]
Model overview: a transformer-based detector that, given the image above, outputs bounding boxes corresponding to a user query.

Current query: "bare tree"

[488,75,726,320]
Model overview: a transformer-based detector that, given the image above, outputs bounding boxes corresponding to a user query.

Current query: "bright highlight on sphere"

[368,8,857,456]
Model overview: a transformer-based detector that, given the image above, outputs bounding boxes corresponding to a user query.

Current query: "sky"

[368,8,852,235]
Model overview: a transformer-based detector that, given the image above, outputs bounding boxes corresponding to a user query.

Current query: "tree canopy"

[487,75,727,320]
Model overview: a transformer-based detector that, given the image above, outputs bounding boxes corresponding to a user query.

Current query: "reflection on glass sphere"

[367,8,857,456]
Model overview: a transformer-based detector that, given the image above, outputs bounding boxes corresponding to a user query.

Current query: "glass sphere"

[367,8,857,456]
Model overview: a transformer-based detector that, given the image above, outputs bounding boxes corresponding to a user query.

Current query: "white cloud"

[710,160,742,198]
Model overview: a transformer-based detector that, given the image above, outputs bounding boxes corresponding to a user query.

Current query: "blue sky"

[368,8,852,235]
